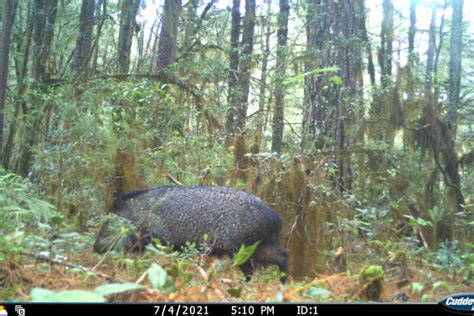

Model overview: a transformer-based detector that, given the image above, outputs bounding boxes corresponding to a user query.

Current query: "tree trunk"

[255,0,272,150]
[378,0,394,87]
[302,0,365,193]
[301,0,318,150]
[16,0,58,176]
[425,0,436,93]
[408,0,416,58]
[271,0,289,154]
[183,0,199,51]
[440,0,464,241]
[117,0,140,74]
[3,1,32,169]
[156,0,181,73]
[0,0,15,157]
[235,0,256,133]
[225,0,241,139]
[406,0,417,100]
[72,0,95,72]
[31,0,58,86]
[135,20,145,72]
[361,6,375,86]
[447,0,463,130]
[433,0,447,101]
[92,0,107,74]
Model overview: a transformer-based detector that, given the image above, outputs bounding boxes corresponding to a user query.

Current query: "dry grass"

[1,249,470,303]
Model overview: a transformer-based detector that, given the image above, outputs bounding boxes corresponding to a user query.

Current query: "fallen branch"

[135,271,148,284]
[163,173,184,186]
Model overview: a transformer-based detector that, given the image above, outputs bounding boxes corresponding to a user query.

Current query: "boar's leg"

[238,261,255,282]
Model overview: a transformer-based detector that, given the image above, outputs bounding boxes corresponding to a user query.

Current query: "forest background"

[0,0,472,302]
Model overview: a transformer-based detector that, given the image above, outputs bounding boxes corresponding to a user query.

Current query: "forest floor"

[1,248,471,303]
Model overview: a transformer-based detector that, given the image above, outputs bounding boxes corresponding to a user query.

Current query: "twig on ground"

[21,252,123,283]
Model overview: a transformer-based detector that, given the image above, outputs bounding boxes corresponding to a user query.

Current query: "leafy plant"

[433,240,469,280]
[428,206,450,247]
[232,241,261,266]
[147,263,169,290]
[303,286,332,299]
[0,168,58,232]
[410,282,424,295]
[0,168,59,263]
[432,281,453,292]
[30,283,145,302]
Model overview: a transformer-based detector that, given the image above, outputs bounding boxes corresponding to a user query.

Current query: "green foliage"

[147,263,169,290]
[421,294,433,302]
[151,133,235,186]
[410,282,424,295]
[404,214,432,228]
[227,287,243,298]
[0,168,59,263]
[432,281,453,292]
[0,232,23,262]
[29,80,236,229]
[432,240,470,280]
[303,286,332,299]
[146,244,193,286]
[30,282,145,302]
[92,283,146,297]
[30,288,105,302]
[232,241,261,266]
[360,265,385,282]
[0,168,58,232]
[94,214,139,253]
[283,67,341,88]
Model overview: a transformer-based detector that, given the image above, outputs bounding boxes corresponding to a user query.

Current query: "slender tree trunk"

[434,0,447,101]
[3,2,33,169]
[406,0,417,100]
[408,0,416,58]
[92,0,107,74]
[0,0,15,158]
[225,0,241,139]
[151,18,161,70]
[143,17,158,69]
[271,0,289,154]
[235,0,256,133]
[72,0,95,72]
[117,0,140,74]
[31,0,58,86]
[425,0,436,93]
[435,0,464,243]
[156,0,181,73]
[301,0,317,150]
[361,6,376,86]
[135,21,145,72]
[183,0,199,51]
[378,0,394,87]
[256,0,272,150]
[447,0,463,130]
[16,0,58,176]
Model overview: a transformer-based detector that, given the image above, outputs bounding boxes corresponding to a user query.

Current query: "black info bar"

[0,303,457,316]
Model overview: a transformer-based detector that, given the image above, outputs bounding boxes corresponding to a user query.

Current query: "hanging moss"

[244,156,340,279]
[231,133,251,182]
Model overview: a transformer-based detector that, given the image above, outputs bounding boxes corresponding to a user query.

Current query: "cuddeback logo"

[439,293,474,314]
